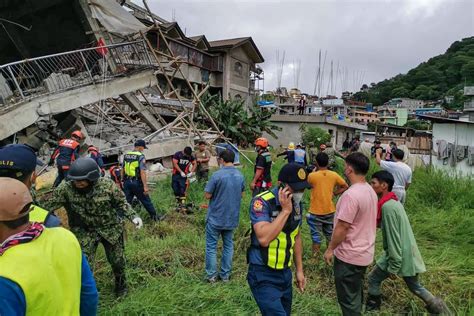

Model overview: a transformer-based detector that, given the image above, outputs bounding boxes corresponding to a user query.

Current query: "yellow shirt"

[308,170,347,215]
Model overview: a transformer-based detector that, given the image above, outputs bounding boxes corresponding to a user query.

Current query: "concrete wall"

[431,123,474,176]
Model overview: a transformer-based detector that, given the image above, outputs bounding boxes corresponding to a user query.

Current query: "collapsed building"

[0,0,265,165]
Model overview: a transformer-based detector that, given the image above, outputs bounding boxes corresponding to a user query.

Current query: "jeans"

[306,213,334,244]
[247,264,292,316]
[123,179,157,218]
[368,265,435,303]
[205,222,234,279]
[53,167,68,188]
[334,256,367,316]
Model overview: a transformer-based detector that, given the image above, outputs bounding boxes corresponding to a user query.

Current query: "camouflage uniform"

[324,148,337,170]
[45,177,137,290]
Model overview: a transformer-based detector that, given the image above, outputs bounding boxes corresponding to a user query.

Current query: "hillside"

[91,156,473,315]
[353,36,474,108]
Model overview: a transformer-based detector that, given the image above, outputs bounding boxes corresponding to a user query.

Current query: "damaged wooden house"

[0,0,265,165]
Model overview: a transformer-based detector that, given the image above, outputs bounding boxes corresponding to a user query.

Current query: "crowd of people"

[0,132,450,316]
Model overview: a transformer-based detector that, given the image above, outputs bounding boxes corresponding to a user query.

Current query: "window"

[234,62,243,77]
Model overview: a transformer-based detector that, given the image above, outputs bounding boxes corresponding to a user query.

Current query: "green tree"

[404,120,431,130]
[461,61,474,85]
[300,125,331,148]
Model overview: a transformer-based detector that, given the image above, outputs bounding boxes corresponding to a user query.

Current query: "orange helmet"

[255,137,269,148]
[71,130,84,140]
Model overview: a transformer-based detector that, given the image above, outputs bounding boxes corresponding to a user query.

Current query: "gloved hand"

[180,171,186,178]
[132,217,143,229]
[187,172,195,178]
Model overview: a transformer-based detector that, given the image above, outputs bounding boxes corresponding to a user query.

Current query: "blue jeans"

[247,264,292,316]
[123,179,157,218]
[205,222,234,279]
[368,265,435,303]
[171,174,187,197]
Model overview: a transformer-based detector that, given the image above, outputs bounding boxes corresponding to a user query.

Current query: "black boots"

[425,297,451,315]
[114,275,128,297]
[365,294,382,312]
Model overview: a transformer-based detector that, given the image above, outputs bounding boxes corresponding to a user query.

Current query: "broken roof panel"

[90,0,148,35]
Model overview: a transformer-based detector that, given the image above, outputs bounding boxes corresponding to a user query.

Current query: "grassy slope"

[95,154,473,315]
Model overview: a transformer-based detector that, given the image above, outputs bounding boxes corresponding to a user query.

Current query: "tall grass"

[93,153,473,315]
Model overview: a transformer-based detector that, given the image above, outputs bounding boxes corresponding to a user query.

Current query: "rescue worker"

[0,177,98,315]
[276,142,295,163]
[0,144,60,227]
[294,143,307,166]
[109,164,123,190]
[50,130,83,187]
[250,137,272,197]
[247,163,309,315]
[122,139,159,221]
[87,145,105,176]
[172,146,197,211]
[44,158,143,296]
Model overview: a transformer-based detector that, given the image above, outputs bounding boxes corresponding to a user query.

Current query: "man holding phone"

[247,163,310,315]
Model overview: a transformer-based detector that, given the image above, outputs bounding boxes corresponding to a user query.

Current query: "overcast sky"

[137,0,473,97]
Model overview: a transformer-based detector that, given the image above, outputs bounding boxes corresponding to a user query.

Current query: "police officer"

[0,144,60,227]
[50,130,83,187]
[294,143,307,166]
[87,145,105,176]
[276,142,295,163]
[122,139,159,221]
[250,137,272,197]
[171,146,197,211]
[45,158,143,296]
[0,177,98,315]
[247,163,310,315]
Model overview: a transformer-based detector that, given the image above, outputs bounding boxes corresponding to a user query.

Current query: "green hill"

[353,36,474,109]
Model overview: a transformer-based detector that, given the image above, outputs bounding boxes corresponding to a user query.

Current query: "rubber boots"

[114,274,128,297]
[365,294,382,311]
[425,297,451,315]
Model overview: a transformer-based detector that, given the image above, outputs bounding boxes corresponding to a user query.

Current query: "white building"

[419,115,474,176]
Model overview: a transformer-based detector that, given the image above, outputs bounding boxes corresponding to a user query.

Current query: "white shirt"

[380,160,412,189]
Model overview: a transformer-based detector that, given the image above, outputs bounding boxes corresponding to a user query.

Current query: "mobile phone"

[279,182,287,190]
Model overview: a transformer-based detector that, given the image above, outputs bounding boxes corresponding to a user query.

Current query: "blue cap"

[134,139,148,149]
[278,163,311,191]
[0,144,41,172]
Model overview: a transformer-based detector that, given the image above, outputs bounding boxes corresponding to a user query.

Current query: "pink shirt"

[333,182,378,266]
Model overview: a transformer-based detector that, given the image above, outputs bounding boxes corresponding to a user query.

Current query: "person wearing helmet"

[247,163,310,315]
[0,177,98,316]
[122,140,160,221]
[87,145,105,177]
[276,142,295,163]
[251,137,272,197]
[0,144,61,227]
[50,130,83,188]
[44,158,143,296]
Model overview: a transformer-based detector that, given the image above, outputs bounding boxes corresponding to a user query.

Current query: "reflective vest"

[0,227,82,315]
[252,190,301,270]
[29,205,49,223]
[123,151,144,178]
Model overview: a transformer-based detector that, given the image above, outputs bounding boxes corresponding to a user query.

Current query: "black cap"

[134,139,148,149]
[278,163,311,191]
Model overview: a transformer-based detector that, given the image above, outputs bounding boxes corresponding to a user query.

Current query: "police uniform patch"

[252,198,264,214]
[297,168,306,180]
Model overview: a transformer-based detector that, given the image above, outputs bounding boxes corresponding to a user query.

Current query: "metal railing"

[0,40,153,108]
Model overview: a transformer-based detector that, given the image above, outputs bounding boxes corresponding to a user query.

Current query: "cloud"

[135,0,473,96]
